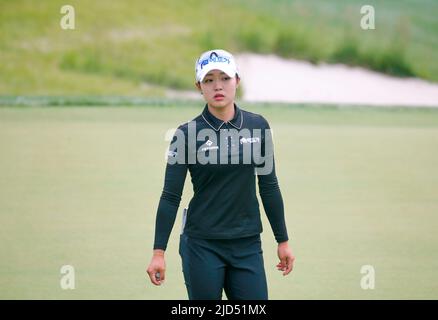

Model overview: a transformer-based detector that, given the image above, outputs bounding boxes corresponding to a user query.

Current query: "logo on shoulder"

[240,137,260,144]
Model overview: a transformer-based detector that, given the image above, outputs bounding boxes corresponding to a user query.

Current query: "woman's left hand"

[277,241,295,276]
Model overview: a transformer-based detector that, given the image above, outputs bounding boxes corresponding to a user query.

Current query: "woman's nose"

[214,81,223,90]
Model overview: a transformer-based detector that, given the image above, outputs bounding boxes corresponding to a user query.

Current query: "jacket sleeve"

[256,117,289,243]
[153,124,188,250]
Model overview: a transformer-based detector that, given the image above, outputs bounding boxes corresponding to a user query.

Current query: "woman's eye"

[203,79,213,83]
[223,76,231,81]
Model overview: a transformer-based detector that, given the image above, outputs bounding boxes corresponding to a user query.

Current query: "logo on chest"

[200,139,219,152]
[240,137,260,144]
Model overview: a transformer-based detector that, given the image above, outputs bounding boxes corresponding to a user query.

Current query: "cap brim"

[197,63,237,82]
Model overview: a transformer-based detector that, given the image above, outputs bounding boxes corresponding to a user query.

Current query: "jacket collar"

[201,103,243,131]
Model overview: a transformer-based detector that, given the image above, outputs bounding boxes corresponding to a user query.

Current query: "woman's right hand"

[147,249,166,286]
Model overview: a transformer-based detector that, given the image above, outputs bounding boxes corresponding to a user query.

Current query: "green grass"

[0,0,437,96]
[1,103,438,299]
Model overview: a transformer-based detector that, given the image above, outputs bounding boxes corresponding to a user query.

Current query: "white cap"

[195,49,239,82]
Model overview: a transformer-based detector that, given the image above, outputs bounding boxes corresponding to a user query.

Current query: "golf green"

[1,104,437,299]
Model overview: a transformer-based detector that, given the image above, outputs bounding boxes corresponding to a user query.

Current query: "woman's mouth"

[214,94,225,101]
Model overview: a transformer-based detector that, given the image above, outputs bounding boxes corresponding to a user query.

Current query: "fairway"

[1,104,438,299]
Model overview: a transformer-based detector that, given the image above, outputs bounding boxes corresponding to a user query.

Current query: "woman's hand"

[276,241,295,276]
[147,249,166,286]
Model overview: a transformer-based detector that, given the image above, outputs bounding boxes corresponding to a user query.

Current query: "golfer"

[147,49,295,300]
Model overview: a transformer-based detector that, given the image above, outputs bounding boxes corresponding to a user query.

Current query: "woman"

[147,49,295,300]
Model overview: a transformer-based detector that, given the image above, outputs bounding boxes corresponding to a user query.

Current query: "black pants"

[179,233,268,300]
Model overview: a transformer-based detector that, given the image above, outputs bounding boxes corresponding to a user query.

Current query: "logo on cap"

[200,51,231,70]
[195,49,238,82]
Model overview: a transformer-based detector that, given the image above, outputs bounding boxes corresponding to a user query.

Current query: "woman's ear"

[195,82,203,94]
[235,76,240,88]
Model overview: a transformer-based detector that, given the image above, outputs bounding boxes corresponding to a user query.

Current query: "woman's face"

[196,69,240,108]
